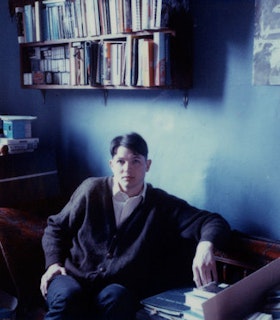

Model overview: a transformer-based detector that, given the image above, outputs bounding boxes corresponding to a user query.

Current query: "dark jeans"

[45,275,137,320]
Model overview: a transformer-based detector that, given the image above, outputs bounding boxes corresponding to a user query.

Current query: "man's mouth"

[122,176,133,181]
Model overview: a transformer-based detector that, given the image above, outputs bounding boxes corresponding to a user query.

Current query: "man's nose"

[123,161,131,171]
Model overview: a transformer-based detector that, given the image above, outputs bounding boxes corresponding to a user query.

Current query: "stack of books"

[262,286,280,319]
[184,282,229,317]
[0,116,39,155]
[140,287,203,320]
[244,312,273,320]
[140,282,229,320]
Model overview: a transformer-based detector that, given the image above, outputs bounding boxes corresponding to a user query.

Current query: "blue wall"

[1,0,280,240]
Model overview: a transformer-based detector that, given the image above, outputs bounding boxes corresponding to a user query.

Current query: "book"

[141,0,150,30]
[244,312,273,320]
[23,4,34,42]
[0,137,39,155]
[192,282,229,299]
[85,0,96,36]
[184,282,229,316]
[131,37,139,86]
[155,0,162,28]
[116,0,124,33]
[142,38,154,87]
[102,41,112,85]
[98,0,106,34]
[141,288,191,317]
[131,0,141,31]
[15,7,25,43]
[141,288,203,320]
[123,0,132,32]
[110,42,125,85]
[34,1,42,42]
[184,291,207,315]
[109,0,117,34]
[154,31,166,86]
[124,35,132,86]
[93,0,101,35]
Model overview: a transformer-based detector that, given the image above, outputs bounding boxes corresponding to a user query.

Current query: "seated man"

[40,132,231,320]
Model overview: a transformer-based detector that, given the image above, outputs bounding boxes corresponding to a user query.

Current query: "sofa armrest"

[0,208,47,315]
[214,230,280,283]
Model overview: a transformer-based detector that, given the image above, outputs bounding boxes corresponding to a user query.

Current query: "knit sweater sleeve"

[151,188,231,251]
[42,178,99,269]
[176,201,230,250]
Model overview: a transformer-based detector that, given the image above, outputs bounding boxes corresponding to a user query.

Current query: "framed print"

[253,0,280,85]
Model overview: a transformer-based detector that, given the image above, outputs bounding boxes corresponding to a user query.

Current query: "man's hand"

[192,241,218,287]
[40,263,67,298]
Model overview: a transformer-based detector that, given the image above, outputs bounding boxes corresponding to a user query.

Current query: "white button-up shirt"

[112,180,146,228]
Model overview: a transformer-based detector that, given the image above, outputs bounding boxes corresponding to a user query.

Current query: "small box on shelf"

[0,115,39,156]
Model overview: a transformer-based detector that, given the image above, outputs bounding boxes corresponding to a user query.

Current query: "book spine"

[105,0,111,34]
[102,41,112,85]
[109,0,117,34]
[98,0,105,35]
[131,37,139,86]
[116,0,124,33]
[123,0,132,32]
[141,0,149,30]
[24,4,34,42]
[131,0,141,31]
[155,0,162,28]
[34,1,42,42]
[15,7,25,43]
[165,32,171,86]
[85,41,91,84]
[154,31,166,86]
[93,0,101,35]
[142,39,154,87]
[124,35,132,86]
[136,38,144,86]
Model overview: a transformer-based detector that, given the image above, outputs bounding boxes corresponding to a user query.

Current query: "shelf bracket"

[183,91,189,108]
[103,89,109,106]
[41,89,47,104]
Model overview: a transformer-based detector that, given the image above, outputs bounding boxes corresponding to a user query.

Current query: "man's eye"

[117,160,124,164]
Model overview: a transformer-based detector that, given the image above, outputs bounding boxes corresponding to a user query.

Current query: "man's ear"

[146,159,152,172]
[109,159,113,171]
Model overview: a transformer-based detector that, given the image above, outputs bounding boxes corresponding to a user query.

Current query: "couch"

[0,207,279,320]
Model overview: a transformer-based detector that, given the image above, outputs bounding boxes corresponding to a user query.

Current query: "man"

[40,132,230,320]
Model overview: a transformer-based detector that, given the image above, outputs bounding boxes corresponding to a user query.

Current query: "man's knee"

[96,284,136,319]
[47,275,83,309]
[98,283,131,303]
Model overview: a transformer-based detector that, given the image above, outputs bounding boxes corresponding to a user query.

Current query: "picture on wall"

[253,0,280,85]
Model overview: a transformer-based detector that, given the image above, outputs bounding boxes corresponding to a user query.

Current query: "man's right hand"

[40,263,67,298]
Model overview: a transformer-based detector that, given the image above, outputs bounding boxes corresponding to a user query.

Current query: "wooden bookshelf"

[13,0,193,90]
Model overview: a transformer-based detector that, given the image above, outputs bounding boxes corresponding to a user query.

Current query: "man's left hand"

[192,241,218,287]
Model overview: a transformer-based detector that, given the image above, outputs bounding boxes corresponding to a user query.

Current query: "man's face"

[109,146,151,197]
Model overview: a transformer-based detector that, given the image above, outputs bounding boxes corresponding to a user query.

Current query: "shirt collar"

[112,178,147,201]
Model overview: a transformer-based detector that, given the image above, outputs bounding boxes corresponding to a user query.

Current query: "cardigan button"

[106,252,113,259]
[99,266,106,272]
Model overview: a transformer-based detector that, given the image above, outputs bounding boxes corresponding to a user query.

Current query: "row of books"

[0,138,39,156]
[15,0,169,43]
[24,31,171,87]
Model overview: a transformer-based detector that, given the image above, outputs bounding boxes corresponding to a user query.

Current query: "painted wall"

[1,0,280,240]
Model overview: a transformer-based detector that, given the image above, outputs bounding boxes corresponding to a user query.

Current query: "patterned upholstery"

[0,208,46,318]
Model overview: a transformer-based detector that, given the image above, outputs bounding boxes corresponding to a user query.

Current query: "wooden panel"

[0,149,61,213]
